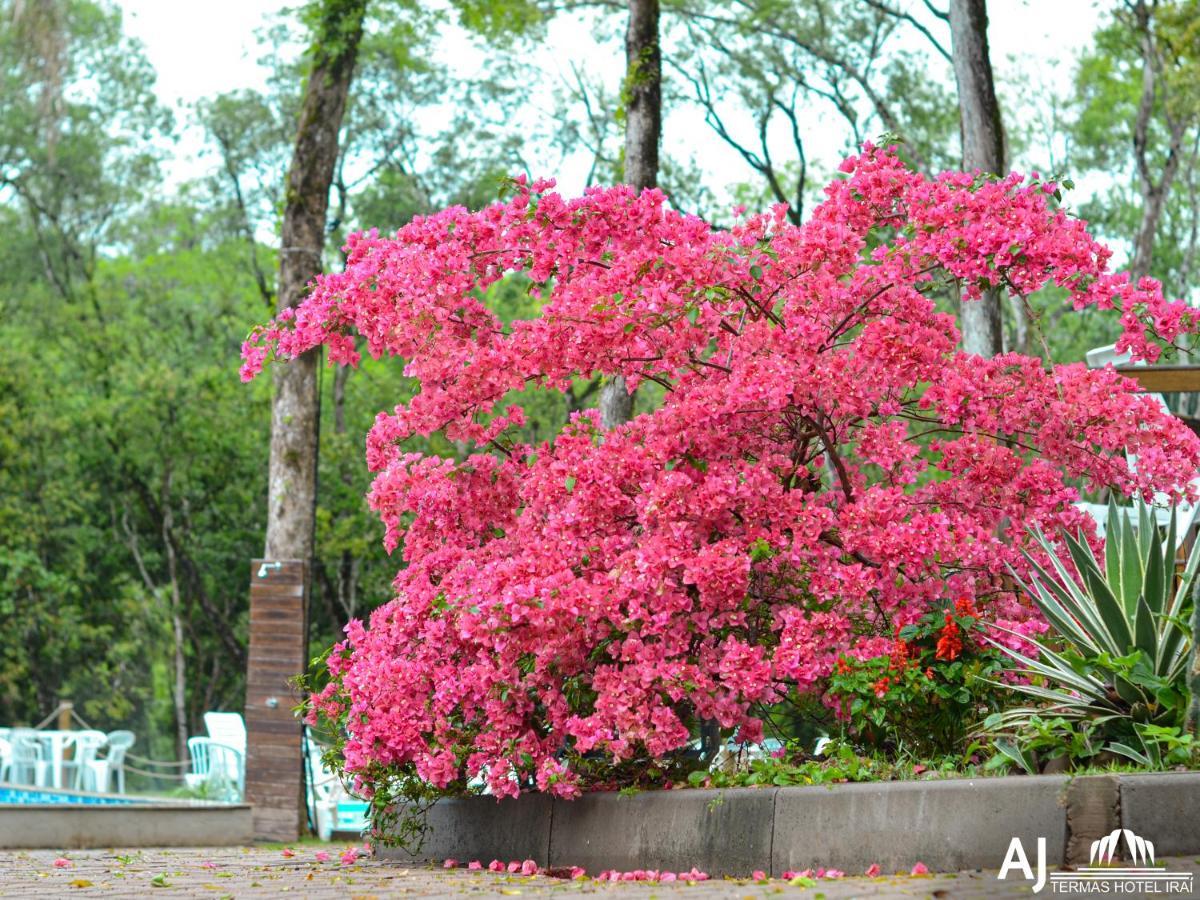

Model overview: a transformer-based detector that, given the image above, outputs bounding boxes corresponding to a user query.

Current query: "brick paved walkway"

[1,847,1197,898]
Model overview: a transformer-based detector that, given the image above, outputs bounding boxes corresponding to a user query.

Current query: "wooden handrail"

[1113,365,1200,394]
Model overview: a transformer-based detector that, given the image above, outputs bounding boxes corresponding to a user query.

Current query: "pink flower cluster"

[783,867,846,880]
[595,867,709,882]
[243,146,1200,798]
[481,858,549,876]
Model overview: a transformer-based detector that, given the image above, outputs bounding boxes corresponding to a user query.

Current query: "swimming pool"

[0,785,141,805]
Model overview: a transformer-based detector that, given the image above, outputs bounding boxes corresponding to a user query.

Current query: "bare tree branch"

[859,0,952,61]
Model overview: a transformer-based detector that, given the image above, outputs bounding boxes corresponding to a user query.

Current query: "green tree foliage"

[198,1,547,650]
[1072,0,1200,297]
[0,195,272,757]
[0,2,270,756]
[2,0,1198,769]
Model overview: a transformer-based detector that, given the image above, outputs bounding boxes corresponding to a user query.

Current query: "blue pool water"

[335,800,369,833]
[0,785,141,805]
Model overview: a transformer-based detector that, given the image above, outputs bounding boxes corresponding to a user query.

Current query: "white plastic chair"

[8,731,50,787]
[0,737,12,783]
[203,712,246,758]
[306,738,348,840]
[81,731,134,793]
[187,736,244,800]
[303,732,374,838]
[202,713,246,797]
[62,731,107,791]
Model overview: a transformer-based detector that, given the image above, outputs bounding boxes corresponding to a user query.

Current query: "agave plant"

[987,500,1198,769]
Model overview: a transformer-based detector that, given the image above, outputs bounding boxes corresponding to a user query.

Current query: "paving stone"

[7,844,1187,898]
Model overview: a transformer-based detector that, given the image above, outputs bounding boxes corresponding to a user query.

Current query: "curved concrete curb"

[379,771,1200,876]
[386,794,554,866]
[551,787,774,876]
[1119,773,1200,857]
[773,776,1067,874]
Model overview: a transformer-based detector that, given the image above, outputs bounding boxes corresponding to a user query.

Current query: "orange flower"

[872,675,891,698]
[935,615,962,661]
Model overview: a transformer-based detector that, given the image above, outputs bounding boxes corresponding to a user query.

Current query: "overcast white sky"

[116,0,1104,203]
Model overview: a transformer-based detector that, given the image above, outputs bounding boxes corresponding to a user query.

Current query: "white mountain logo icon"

[1089,828,1155,866]
[1001,827,1192,894]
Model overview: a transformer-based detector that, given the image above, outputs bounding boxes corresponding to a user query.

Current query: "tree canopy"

[2,0,1199,768]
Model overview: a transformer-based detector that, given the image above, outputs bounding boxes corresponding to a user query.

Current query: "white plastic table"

[28,731,77,789]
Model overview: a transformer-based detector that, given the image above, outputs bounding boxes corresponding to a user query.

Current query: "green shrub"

[827,597,1010,757]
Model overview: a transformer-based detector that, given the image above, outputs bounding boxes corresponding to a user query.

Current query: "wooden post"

[57,700,74,782]
[245,558,309,841]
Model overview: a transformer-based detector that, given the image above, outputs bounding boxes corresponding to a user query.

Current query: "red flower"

[935,615,962,661]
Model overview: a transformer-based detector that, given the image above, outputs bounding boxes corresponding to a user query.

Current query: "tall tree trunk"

[158,484,189,763]
[265,0,368,562]
[251,0,367,842]
[1131,185,1167,285]
[948,0,1005,358]
[166,552,188,762]
[622,0,661,192]
[1011,296,1030,356]
[601,0,662,429]
[117,497,189,761]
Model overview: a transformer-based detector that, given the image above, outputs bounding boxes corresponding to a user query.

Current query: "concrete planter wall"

[378,771,1200,876]
[0,802,253,849]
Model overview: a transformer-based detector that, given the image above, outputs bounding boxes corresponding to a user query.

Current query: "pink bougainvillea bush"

[243,146,1200,809]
